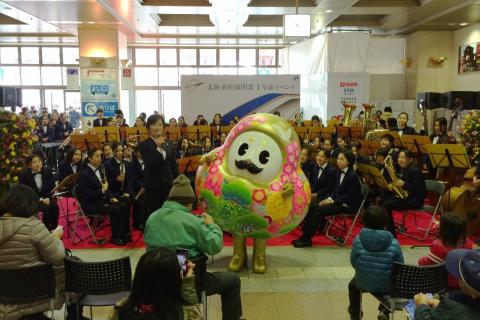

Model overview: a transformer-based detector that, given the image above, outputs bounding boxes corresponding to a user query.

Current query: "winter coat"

[415,299,480,320]
[0,216,65,320]
[418,238,474,288]
[350,228,404,293]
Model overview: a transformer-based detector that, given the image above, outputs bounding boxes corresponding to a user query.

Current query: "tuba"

[342,103,357,127]
[362,103,378,135]
[385,155,409,199]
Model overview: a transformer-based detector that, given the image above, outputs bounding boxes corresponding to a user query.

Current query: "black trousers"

[380,197,420,238]
[131,194,143,228]
[86,201,130,239]
[38,199,59,231]
[301,203,355,239]
[142,188,168,222]
[206,271,242,320]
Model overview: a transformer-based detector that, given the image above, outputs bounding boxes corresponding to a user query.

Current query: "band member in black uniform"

[131,146,145,230]
[293,151,362,247]
[430,117,456,144]
[105,142,133,226]
[36,116,55,143]
[300,147,315,181]
[397,112,417,136]
[365,148,394,207]
[58,147,82,182]
[139,114,179,220]
[380,149,426,237]
[19,154,59,231]
[310,149,337,202]
[93,109,107,127]
[57,112,73,139]
[76,148,131,246]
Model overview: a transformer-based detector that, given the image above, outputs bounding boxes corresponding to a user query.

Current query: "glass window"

[44,89,65,112]
[179,49,196,65]
[161,90,181,120]
[199,49,216,65]
[21,47,39,64]
[41,66,63,85]
[21,89,41,107]
[218,67,237,75]
[21,66,41,85]
[0,66,21,85]
[120,90,130,125]
[159,48,177,65]
[135,48,157,65]
[42,47,61,64]
[158,67,179,86]
[65,91,81,114]
[259,49,276,66]
[198,67,218,75]
[62,47,79,64]
[258,67,277,75]
[1,47,19,64]
[134,67,158,86]
[239,49,256,66]
[219,49,236,66]
[136,90,159,117]
[238,67,257,75]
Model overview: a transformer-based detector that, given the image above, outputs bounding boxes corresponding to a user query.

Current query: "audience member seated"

[311,115,323,127]
[144,175,243,320]
[414,249,480,319]
[177,138,201,159]
[293,151,362,247]
[201,136,213,155]
[299,147,315,181]
[168,117,178,127]
[418,212,473,288]
[294,112,304,127]
[348,206,404,320]
[109,247,201,320]
[58,148,82,182]
[134,116,145,128]
[397,112,416,136]
[193,115,208,126]
[19,155,59,231]
[0,185,85,320]
[178,116,188,128]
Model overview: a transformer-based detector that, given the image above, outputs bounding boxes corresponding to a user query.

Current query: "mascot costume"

[195,113,311,273]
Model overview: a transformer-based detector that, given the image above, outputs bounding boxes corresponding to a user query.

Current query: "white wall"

[452,23,480,91]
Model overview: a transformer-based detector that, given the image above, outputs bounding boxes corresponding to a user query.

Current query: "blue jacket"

[351,228,404,293]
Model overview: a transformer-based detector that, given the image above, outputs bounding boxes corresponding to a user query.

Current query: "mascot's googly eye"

[227,131,282,185]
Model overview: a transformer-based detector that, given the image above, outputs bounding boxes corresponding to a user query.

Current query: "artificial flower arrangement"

[459,110,480,164]
[0,110,37,196]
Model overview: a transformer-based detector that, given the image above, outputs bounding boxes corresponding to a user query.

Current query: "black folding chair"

[191,254,209,320]
[360,262,448,320]
[64,256,132,320]
[0,264,56,319]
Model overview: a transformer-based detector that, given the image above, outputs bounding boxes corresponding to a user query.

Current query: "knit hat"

[168,174,196,204]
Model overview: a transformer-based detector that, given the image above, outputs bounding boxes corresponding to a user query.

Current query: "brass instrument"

[362,103,378,135]
[342,103,357,127]
[365,129,389,142]
[385,155,409,199]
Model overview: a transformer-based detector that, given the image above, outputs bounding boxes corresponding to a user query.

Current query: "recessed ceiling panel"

[353,0,419,7]
[329,14,386,27]
[0,12,25,24]
[141,0,211,6]
[157,14,214,26]
[243,14,283,27]
[248,0,316,7]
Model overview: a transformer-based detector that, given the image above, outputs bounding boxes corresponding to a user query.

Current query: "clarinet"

[120,158,126,194]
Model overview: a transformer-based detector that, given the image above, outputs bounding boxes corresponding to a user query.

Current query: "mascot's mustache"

[235,159,263,174]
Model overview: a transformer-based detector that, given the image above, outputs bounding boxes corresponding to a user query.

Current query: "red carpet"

[58,197,440,250]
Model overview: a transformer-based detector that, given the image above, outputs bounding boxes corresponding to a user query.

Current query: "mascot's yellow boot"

[228,235,247,272]
[252,239,267,274]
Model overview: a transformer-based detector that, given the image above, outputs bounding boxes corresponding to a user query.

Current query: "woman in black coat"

[139,114,179,220]
[19,154,59,231]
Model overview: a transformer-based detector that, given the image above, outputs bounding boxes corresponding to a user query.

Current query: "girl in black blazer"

[293,150,362,248]
[380,149,426,237]
[310,149,337,202]
[58,147,82,182]
[19,154,59,230]
[139,114,178,220]
[397,112,417,136]
[75,148,131,246]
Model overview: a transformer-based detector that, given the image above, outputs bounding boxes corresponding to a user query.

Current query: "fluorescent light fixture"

[326,9,333,13]
[284,14,311,37]
[460,22,468,26]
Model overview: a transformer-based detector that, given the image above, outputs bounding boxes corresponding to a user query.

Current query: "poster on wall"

[80,68,119,117]
[458,42,480,73]
[327,73,370,120]
[181,75,300,124]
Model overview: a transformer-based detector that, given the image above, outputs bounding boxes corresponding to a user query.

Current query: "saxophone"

[342,103,357,127]
[385,155,409,199]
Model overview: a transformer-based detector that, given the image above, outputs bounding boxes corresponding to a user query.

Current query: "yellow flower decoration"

[13,176,18,182]
[10,151,15,157]
[266,192,293,221]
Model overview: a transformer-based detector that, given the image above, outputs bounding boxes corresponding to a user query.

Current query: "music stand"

[220,124,235,136]
[327,119,341,126]
[70,134,101,151]
[337,125,351,140]
[357,163,390,191]
[125,127,148,143]
[350,126,362,142]
[187,125,210,145]
[387,131,404,148]
[177,155,202,174]
[402,135,431,155]
[52,172,80,238]
[358,140,380,157]
[93,127,119,144]
[294,126,308,141]
[165,126,181,142]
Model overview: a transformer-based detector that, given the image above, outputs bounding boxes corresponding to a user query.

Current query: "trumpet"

[385,155,408,199]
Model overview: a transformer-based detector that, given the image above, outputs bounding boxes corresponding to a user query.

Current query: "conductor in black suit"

[19,154,59,230]
[293,150,362,247]
[93,109,107,127]
[139,114,179,220]
[380,149,426,237]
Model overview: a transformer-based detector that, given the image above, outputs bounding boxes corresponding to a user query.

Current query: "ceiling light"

[460,22,468,26]
[87,21,95,24]
[448,23,456,26]
[326,10,333,13]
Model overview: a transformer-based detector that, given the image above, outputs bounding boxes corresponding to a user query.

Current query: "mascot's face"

[195,113,311,239]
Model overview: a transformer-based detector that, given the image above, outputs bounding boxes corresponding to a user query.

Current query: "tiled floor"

[58,245,427,320]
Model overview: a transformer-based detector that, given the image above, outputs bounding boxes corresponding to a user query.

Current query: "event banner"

[80,68,119,117]
[181,75,300,124]
[458,42,480,73]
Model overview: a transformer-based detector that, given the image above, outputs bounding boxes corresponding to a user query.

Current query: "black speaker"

[475,92,480,110]
[442,91,476,110]
[16,88,22,107]
[0,87,17,107]
[416,92,442,109]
